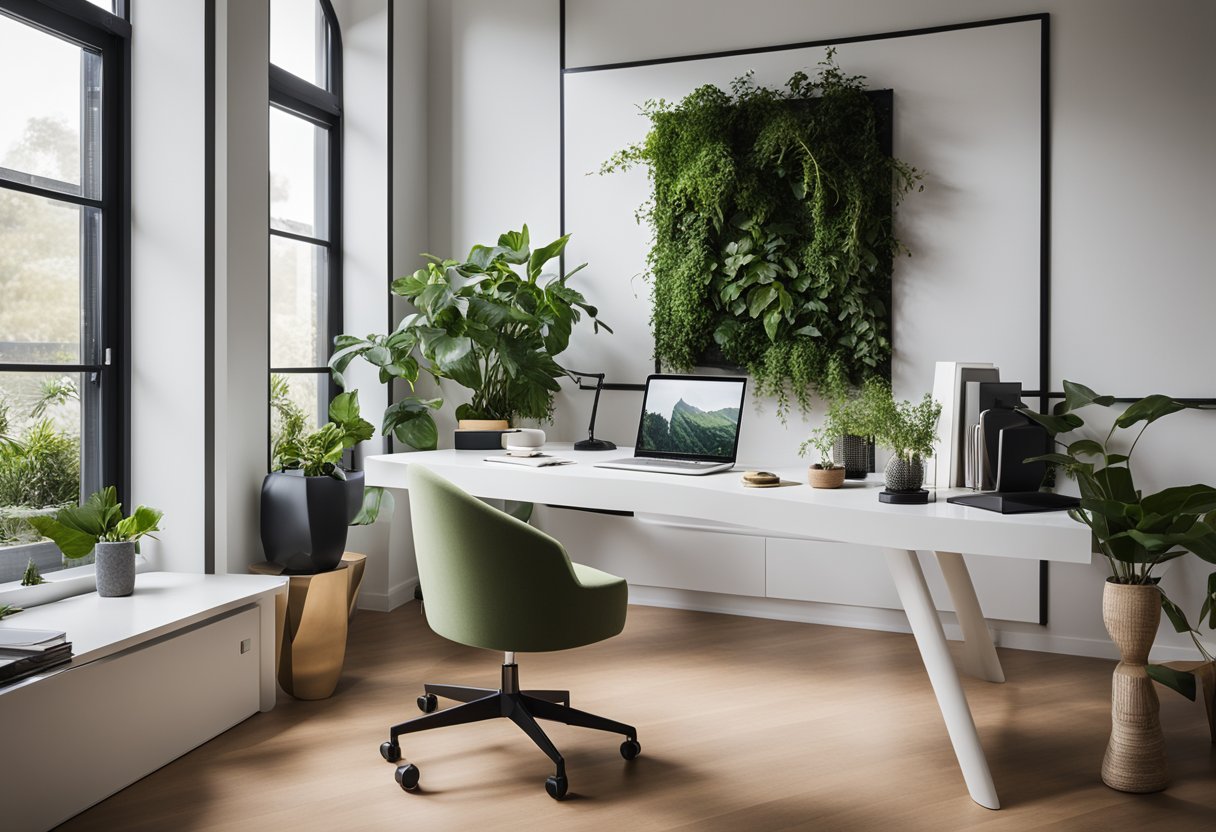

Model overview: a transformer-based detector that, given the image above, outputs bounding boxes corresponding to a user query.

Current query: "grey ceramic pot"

[884,455,925,493]
[95,541,137,597]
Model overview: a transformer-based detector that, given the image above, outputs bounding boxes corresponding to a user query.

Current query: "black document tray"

[947,491,1080,514]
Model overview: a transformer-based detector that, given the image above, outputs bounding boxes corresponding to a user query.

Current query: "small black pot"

[834,434,875,480]
[260,470,365,574]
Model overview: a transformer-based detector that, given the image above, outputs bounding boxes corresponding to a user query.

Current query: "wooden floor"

[62,603,1214,831]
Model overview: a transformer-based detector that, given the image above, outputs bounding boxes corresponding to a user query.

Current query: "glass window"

[270,0,328,90]
[269,1,341,460]
[0,1,126,580]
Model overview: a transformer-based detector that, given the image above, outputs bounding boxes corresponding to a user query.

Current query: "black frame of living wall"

[557,7,1061,622]
[0,0,132,509]
[267,0,344,434]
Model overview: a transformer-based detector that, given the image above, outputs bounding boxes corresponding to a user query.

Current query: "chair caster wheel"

[417,693,438,713]
[380,741,401,762]
[395,763,420,791]
[545,774,568,800]
[620,739,641,760]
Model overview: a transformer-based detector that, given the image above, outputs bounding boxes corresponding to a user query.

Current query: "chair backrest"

[406,465,582,651]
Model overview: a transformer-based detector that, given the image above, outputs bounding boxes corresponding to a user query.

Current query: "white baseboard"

[626,585,1203,664]
[358,577,419,612]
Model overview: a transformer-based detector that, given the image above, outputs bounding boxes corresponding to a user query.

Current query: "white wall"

[130,0,208,573]
[213,0,271,574]
[426,0,1216,661]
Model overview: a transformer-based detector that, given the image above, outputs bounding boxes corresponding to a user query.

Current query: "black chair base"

[381,662,640,800]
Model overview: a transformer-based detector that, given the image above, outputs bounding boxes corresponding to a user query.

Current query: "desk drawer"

[537,507,766,597]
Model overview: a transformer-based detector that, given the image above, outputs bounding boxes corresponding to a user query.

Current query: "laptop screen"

[634,375,747,462]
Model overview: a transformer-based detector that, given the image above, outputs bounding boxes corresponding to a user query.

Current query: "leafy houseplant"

[28,487,163,597]
[601,50,921,418]
[263,390,376,574]
[329,226,610,449]
[1018,381,1216,791]
[834,378,940,492]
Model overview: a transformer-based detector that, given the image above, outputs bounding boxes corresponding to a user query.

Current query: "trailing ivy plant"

[602,50,922,418]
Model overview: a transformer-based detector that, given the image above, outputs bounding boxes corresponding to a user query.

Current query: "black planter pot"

[833,434,875,480]
[260,470,365,574]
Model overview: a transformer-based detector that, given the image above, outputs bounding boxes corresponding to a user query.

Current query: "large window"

[0,0,128,581]
[268,0,342,453]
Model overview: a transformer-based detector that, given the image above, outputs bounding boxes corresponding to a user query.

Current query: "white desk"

[366,446,1091,810]
[0,572,286,831]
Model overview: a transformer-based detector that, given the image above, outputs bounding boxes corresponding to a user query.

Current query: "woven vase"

[1101,580,1168,792]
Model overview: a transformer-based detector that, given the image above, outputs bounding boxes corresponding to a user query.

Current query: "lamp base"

[574,438,617,451]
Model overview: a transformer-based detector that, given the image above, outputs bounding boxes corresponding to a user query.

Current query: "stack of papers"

[484,454,575,468]
[0,628,73,686]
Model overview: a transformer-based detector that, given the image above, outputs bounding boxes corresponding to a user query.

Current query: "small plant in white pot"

[29,487,163,597]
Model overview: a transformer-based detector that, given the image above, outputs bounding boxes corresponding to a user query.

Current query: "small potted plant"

[262,389,374,574]
[28,488,163,597]
[875,391,942,494]
[1019,381,1216,792]
[329,225,611,448]
[799,421,845,489]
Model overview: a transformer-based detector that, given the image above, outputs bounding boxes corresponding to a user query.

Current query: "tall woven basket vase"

[1101,580,1169,792]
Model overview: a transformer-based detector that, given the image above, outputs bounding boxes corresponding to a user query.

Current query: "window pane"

[270,372,326,456]
[270,0,327,89]
[0,370,84,580]
[271,236,328,367]
[83,0,116,11]
[0,191,103,364]
[270,108,329,239]
[0,14,102,200]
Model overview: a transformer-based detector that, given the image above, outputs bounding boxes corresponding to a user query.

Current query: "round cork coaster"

[741,470,780,488]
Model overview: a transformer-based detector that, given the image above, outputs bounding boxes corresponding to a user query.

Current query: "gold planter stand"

[250,552,367,700]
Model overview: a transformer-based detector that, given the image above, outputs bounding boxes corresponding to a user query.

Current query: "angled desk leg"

[885,548,1000,810]
[935,551,1005,683]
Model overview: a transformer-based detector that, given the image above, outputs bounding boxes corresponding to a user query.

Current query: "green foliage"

[330,226,611,445]
[21,557,46,586]
[602,52,922,418]
[272,390,374,479]
[269,373,307,460]
[28,486,163,559]
[811,377,940,463]
[0,603,21,620]
[31,376,78,419]
[0,419,80,510]
[1019,381,1216,697]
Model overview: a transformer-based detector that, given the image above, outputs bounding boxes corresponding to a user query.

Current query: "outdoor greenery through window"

[0,0,127,583]
[269,0,342,458]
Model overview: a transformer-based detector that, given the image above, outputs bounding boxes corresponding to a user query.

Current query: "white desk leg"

[935,551,1005,684]
[885,548,1000,810]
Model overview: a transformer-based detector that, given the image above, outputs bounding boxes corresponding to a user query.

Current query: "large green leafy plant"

[330,226,610,448]
[1020,381,1216,698]
[271,389,373,480]
[28,487,162,559]
[602,51,921,417]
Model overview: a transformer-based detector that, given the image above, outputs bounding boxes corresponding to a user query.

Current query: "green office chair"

[379,465,640,800]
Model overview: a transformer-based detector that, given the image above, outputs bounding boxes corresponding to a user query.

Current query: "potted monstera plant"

[262,390,374,574]
[1019,381,1216,792]
[329,225,610,448]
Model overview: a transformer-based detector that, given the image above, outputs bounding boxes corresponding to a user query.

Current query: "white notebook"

[484,454,575,468]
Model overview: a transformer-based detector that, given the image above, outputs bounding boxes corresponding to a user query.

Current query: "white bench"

[0,572,286,832]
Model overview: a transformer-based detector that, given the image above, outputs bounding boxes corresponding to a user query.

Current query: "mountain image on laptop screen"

[639,378,744,457]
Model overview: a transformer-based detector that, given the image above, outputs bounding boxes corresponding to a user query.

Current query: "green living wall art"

[602,51,922,417]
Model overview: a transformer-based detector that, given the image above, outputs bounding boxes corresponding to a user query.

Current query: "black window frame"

[268,0,342,439]
[0,0,131,508]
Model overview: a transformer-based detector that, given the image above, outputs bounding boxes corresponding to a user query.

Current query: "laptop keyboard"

[626,458,718,469]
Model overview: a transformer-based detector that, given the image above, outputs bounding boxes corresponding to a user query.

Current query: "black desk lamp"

[568,370,616,451]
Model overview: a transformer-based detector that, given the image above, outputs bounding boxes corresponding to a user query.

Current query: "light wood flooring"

[61,603,1214,831]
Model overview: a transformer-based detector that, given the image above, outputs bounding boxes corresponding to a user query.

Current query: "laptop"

[595,374,746,475]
